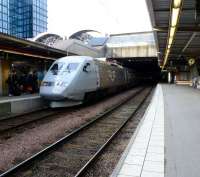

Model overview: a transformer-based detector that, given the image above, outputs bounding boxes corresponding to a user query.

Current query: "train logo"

[108,70,116,82]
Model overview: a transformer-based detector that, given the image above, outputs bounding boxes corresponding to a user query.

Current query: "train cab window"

[50,62,64,75]
[63,63,79,72]
[65,63,79,72]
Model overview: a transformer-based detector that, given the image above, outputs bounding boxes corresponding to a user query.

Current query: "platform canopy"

[0,32,73,60]
[146,0,200,69]
[106,32,159,74]
[106,32,157,58]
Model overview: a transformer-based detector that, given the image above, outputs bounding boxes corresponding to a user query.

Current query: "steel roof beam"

[154,7,195,12]
[0,33,68,55]
[154,26,200,32]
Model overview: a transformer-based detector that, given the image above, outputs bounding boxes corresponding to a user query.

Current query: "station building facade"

[0,0,9,34]
[0,0,47,38]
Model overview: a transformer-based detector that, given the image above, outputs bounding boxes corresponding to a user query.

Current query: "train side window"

[83,63,91,72]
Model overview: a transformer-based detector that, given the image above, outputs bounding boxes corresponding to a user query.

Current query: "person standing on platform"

[27,71,33,94]
[19,73,27,94]
[37,70,44,87]
[12,71,20,96]
[6,72,14,96]
[32,71,38,93]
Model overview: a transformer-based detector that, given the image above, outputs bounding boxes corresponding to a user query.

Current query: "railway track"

[0,87,141,133]
[0,87,152,177]
[0,108,64,132]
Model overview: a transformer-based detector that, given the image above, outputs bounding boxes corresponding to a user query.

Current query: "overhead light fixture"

[168,37,173,45]
[173,0,182,8]
[153,27,159,31]
[162,0,182,69]
[169,27,176,37]
[166,48,170,54]
[171,8,180,26]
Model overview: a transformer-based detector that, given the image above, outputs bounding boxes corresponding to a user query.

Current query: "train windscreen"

[50,62,64,75]
[50,62,79,75]
[65,63,79,72]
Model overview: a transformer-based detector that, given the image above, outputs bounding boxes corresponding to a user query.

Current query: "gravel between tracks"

[0,88,140,172]
[82,88,153,177]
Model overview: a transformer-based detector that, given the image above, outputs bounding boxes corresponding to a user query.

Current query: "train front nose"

[40,87,64,100]
[40,81,69,100]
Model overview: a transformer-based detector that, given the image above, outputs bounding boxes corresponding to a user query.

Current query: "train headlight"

[41,81,46,86]
[41,81,54,86]
[41,81,51,86]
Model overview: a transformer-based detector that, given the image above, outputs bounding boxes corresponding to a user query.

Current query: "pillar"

[190,64,199,80]
[0,60,2,95]
[1,59,10,96]
[168,72,171,83]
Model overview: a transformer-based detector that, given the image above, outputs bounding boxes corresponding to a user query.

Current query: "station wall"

[174,71,192,85]
[177,72,190,81]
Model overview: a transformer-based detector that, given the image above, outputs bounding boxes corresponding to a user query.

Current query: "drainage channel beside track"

[0,87,152,177]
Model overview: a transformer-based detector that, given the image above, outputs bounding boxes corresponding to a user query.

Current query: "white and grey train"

[40,56,136,107]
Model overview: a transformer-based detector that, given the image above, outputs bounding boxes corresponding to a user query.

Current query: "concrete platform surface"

[111,84,200,177]
[0,94,46,117]
[111,85,164,177]
[163,84,200,177]
[0,94,40,103]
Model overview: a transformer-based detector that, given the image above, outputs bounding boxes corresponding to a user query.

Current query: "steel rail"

[0,87,146,177]
[0,107,49,121]
[74,87,152,177]
[0,108,62,132]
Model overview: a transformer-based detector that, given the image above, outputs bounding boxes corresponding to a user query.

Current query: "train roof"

[57,56,93,63]
[56,56,124,69]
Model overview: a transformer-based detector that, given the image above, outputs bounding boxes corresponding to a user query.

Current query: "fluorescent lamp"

[164,52,169,60]
[164,53,169,63]
[163,0,182,69]
[166,49,170,55]
[171,8,180,27]
[163,58,167,67]
[165,50,170,63]
[173,0,182,8]
[170,27,176,37]
[168,37,173,45]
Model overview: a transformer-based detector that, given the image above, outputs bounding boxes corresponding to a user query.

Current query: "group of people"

[7,71,39,96]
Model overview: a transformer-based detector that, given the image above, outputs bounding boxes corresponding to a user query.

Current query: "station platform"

[111,84,200,177]
[0,94,47,119]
